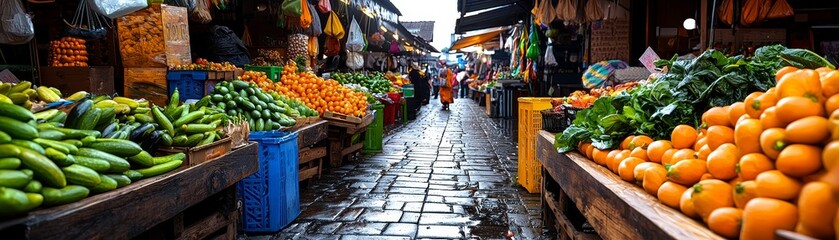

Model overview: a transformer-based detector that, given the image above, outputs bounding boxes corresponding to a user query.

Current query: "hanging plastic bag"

[526,24,540,60]
[766,0,793,19]
[308,36,319,57]
[66,0,111,39]
[324,11,345,39]
[719,0,733,25]
[88,0,148,19]
[318,0,332,13]
[539,0,555,26]
[741,0,772,26]
[323,37,341,56]
[545,40,557,66]
[346,52,364,70]
[346,18,364,52]
[299,0,312,28]
[389,40,400,54]
[555,0,576,21]
[282,0,303,17]
[0,0,34,44]
[306,2,322,36]
[585,0,604,22]
[189,0,212,23]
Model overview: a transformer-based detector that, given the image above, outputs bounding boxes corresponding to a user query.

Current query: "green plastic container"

[363,104,385,153]
[402,84,415,98]
[401,101,408,124]
[244,65,283,82]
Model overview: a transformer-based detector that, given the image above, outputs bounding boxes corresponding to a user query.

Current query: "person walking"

[459,71,471,98]
[408,63,430,105]
[431,75,441,99]
[439,68,454,110]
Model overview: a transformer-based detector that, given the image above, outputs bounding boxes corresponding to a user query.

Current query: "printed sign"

[639,47,661,73]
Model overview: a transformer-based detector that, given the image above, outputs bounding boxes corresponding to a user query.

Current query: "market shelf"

[536,131,723,240]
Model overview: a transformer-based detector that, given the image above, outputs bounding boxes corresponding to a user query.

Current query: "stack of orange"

[275,61,367,117]
[578,66,839,240]
[240,71,273,91]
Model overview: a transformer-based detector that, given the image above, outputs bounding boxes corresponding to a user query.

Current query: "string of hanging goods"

[65,0,112,39]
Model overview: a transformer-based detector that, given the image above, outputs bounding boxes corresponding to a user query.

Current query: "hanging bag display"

[538,0,556,26]
[308,36,319,57]
[0,0,34,44]
[740,0,772,26]
[299,0,312,28]
[545,40,557,66]
[66,0,111,39]
[323,37,341,56]
[346,52,364,70]
[324,11,345,39]
[282,0,303,17]
[88,0,148,19]
[585,0,604,22]
[766,0,793,19]
[306,2,322,36]
[345,17,364,52]
[318,0,332,13]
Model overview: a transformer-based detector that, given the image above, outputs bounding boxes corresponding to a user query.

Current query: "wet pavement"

[248,98,546,240]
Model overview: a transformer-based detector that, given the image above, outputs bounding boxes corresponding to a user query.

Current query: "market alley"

[264,100,545,239]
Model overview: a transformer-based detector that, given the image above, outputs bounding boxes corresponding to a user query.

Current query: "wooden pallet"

[137,187,238,240]
[299,147,327,182]
[323,111,362,124]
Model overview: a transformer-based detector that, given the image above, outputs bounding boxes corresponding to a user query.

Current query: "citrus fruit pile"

[577,66,839,239]
[268,61,367,117]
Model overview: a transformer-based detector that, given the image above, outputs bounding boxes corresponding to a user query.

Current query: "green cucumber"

[38,130,65,140]
[161,133,173,146]
[185,133,204,146]
[23,180,42,193]
[19,147,65,188]
[34,109,60,121]
[61,164,101,187]
[75,148,130,173]
[41,185,89,206]
[12,140,45,155]
[168,88,180,109]
[153,107,175,136]
[90,174,117,193]
[62,139,83,147]
[0,187,35,216]
[172,135,188,146]
[0,169,32,188]
[135,160,183,178]
[182,123,216,134]
[0,131,10,144]
[153,152,185,165]
[198,134,215,146]
[128,151,155,167]
[35,138,78,154]
[45,147,74,166]
[232,80,249,90]
[0,102,35,122]
[105,174,131,188]
[72,155,111,172]
[0,157,20,169]
[87,140,143,157]
[96,107,117,128]
[0,116,38,140]
[133,113,154,124]
[173,111,205,127]
[122,170,143,181]
[53,128,100,139]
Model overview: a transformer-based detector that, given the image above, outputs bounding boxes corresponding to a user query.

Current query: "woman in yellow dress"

[439,68,454,110]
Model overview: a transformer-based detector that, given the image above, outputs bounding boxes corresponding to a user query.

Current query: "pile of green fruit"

[207,80,300,131]
[331,72,393,94]
[153,89,228,148]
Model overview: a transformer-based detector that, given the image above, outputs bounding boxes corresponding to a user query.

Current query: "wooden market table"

[324,113,375,168]
[535,130,723,240]
[294,120,329,182]
[0,143,259,240]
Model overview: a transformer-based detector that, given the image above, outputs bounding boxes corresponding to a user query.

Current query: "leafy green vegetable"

[780,48,836,70]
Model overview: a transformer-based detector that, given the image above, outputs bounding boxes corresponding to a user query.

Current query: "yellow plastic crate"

[517,97,553,193]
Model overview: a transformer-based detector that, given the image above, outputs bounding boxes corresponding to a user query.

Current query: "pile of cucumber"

[154,88,228,148]
[0,95,188,218]
[207,80,301,131]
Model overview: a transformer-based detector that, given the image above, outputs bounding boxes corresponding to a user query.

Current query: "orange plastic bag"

[719,0,733,25]
[299,0,312,28]
[766,0,793,19]
[740,0,772,26]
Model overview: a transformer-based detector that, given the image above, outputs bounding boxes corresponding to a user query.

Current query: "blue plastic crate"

[167,70,208,101]
[238,132,300,232]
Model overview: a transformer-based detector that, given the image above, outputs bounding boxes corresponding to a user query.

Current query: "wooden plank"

[342,142,364,156]
[295,120,328,147]
[326,113,374,132]
[544,190,601,240]
[323,111,363,124]
[536,131,722,240]
[0,143,259,240]
[328,135,344,168]
[180,211,227,240]
[299,147,327,165]
[299,167,319,182]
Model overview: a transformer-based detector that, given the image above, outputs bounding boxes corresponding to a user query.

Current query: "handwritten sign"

[590,19,631,62]
[0,70,21,84]
[639,47,661,73]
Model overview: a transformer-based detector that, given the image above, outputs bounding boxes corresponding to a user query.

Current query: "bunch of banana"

[0,81,93,109]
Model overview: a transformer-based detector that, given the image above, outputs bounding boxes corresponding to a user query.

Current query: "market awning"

[454,3,530,34]
[450,30,503,51]
[374,0,402,16]
[457,0,521,14]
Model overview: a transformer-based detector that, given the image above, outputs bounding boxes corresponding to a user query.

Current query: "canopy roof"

[450,30,504,51]
[454,3,530,34]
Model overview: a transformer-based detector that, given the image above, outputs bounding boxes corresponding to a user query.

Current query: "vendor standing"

[409,63,430,105]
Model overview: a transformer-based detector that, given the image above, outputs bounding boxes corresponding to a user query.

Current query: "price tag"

[0,70,20,84]
[639,47,661,73]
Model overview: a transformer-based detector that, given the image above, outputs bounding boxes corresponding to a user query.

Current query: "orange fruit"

[733,180,758,209]
[825,94,839,115]
[802,171,827,184]
[700,173,715,181]
[609,150,632,173]
[618,157,646,182]
[743,92,764,118]
[796,181,838,239]
[741,198,798,240]
[646,140,672,163]
[706,126,735,150]
[784,116,830,145]
[707,207,743,238]
[581,142,594,158]
[661,148,678,165]
[634,162,658,185]
[667,159,707,186]
[696,144,711,160]
[824,141,839,170]
[777,69,823,101]
[759,128,787,160]
[737,153,774,181]
[746,91,779,119]
[657,181,688,209]
[680,188,699,218]
[706,143,740,180]
[776,144,823,178]
[666,149,696,165]
[591,148,608,165]
[604,150,621,167]
[629,135,654,150]
[694,137,708,152]
[759,106,784,129]
[703,106,732,127]
[776,96,825,124]
[670,125,698,149]
[734,119,763,154]
[755,170,802,200]
[620,135,635,150]
[775,66,799,82]
[728,102,747,126]
[642,164,667,195]
[822,70,839,97]
[691,179,734,222]
[629,147,648,161]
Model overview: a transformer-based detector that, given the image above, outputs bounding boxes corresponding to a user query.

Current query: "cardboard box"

[38,66,115,95]
[117,4,191,68]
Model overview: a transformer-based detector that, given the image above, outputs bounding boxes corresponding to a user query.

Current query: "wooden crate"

[124,67,168,106]
[325,113,374,167]
[298,147,326,182]
[157,137,233,167]
[117,4,191,68]
[323,111,362,124]
[136,187,238,240]
[39,66,115,95]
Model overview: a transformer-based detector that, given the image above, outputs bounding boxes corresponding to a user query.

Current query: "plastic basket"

[238,131,299,232]
[541,110,567,133]
[167,70,209,101]
[517,97,553,193]
[244,65,283,82]
[363,105,384,153]
[402,84,415,98]
[561,105,585,129]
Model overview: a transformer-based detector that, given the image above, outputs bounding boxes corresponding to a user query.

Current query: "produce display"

[0,83,188,218]
[48,37,88,67]
[553,44,838,239]
[206,80,314,131]
[554,82,641,109]
[556,45,832,149]
[385,72,409,87]
[0,81,64,109]
[331,72,394,94]
[256,61,368,117]
[251,49,284,66]
[170,58,238,71]
[151,89,228,148]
